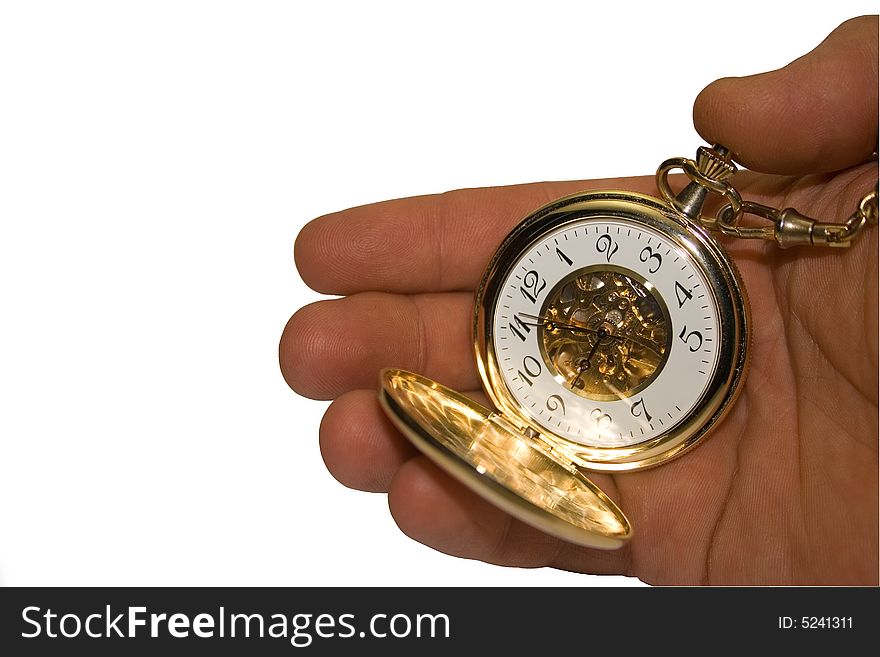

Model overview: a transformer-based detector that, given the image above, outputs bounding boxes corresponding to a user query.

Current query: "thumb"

[693,16,878,175]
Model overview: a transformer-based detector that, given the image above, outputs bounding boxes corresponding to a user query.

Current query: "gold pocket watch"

[378,144,878,550]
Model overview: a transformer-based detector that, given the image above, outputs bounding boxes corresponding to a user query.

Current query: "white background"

[0,2,874,586]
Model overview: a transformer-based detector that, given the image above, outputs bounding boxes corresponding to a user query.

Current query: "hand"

[280,16,878,585]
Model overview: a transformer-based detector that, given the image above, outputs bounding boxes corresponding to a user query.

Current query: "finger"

[280,291,476,400]
[694,16,879,174]
[295,176,659,295]
[388,456,632,573]
[319,389,419,492]
[319,387,490,493]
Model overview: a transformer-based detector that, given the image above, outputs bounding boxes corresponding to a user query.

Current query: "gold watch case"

[379,189,750,549]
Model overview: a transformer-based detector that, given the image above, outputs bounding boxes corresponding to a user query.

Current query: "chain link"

[656,145,879,248]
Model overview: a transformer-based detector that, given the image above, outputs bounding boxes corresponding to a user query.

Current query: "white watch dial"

[492,217,721,448]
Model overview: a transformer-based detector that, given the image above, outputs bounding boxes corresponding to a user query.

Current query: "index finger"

[295,176,658,295]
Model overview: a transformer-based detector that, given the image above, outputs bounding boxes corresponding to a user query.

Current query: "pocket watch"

[377,144,878,550]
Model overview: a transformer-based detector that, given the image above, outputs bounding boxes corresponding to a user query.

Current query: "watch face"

[491,217,721,448]
[475,191,749,471]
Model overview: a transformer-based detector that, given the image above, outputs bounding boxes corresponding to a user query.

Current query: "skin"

[280,16,878,585]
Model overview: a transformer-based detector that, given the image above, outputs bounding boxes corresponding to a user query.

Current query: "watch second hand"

[571,360,588,389]
[572,327,609,389]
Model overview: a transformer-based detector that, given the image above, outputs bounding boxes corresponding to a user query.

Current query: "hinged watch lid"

[378,369,632,549]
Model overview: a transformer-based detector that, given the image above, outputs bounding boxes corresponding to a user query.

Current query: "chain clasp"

[656,144,878,249]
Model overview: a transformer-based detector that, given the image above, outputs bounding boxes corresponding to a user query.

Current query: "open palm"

[281,17,878,584]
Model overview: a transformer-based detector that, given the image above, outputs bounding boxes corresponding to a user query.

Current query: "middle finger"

[280,291,477,400]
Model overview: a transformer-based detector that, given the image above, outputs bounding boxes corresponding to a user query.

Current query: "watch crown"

[696,145,737,182]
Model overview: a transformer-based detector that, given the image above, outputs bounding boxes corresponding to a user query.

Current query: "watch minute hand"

[517,313,596,335]
[518,313,664,357]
